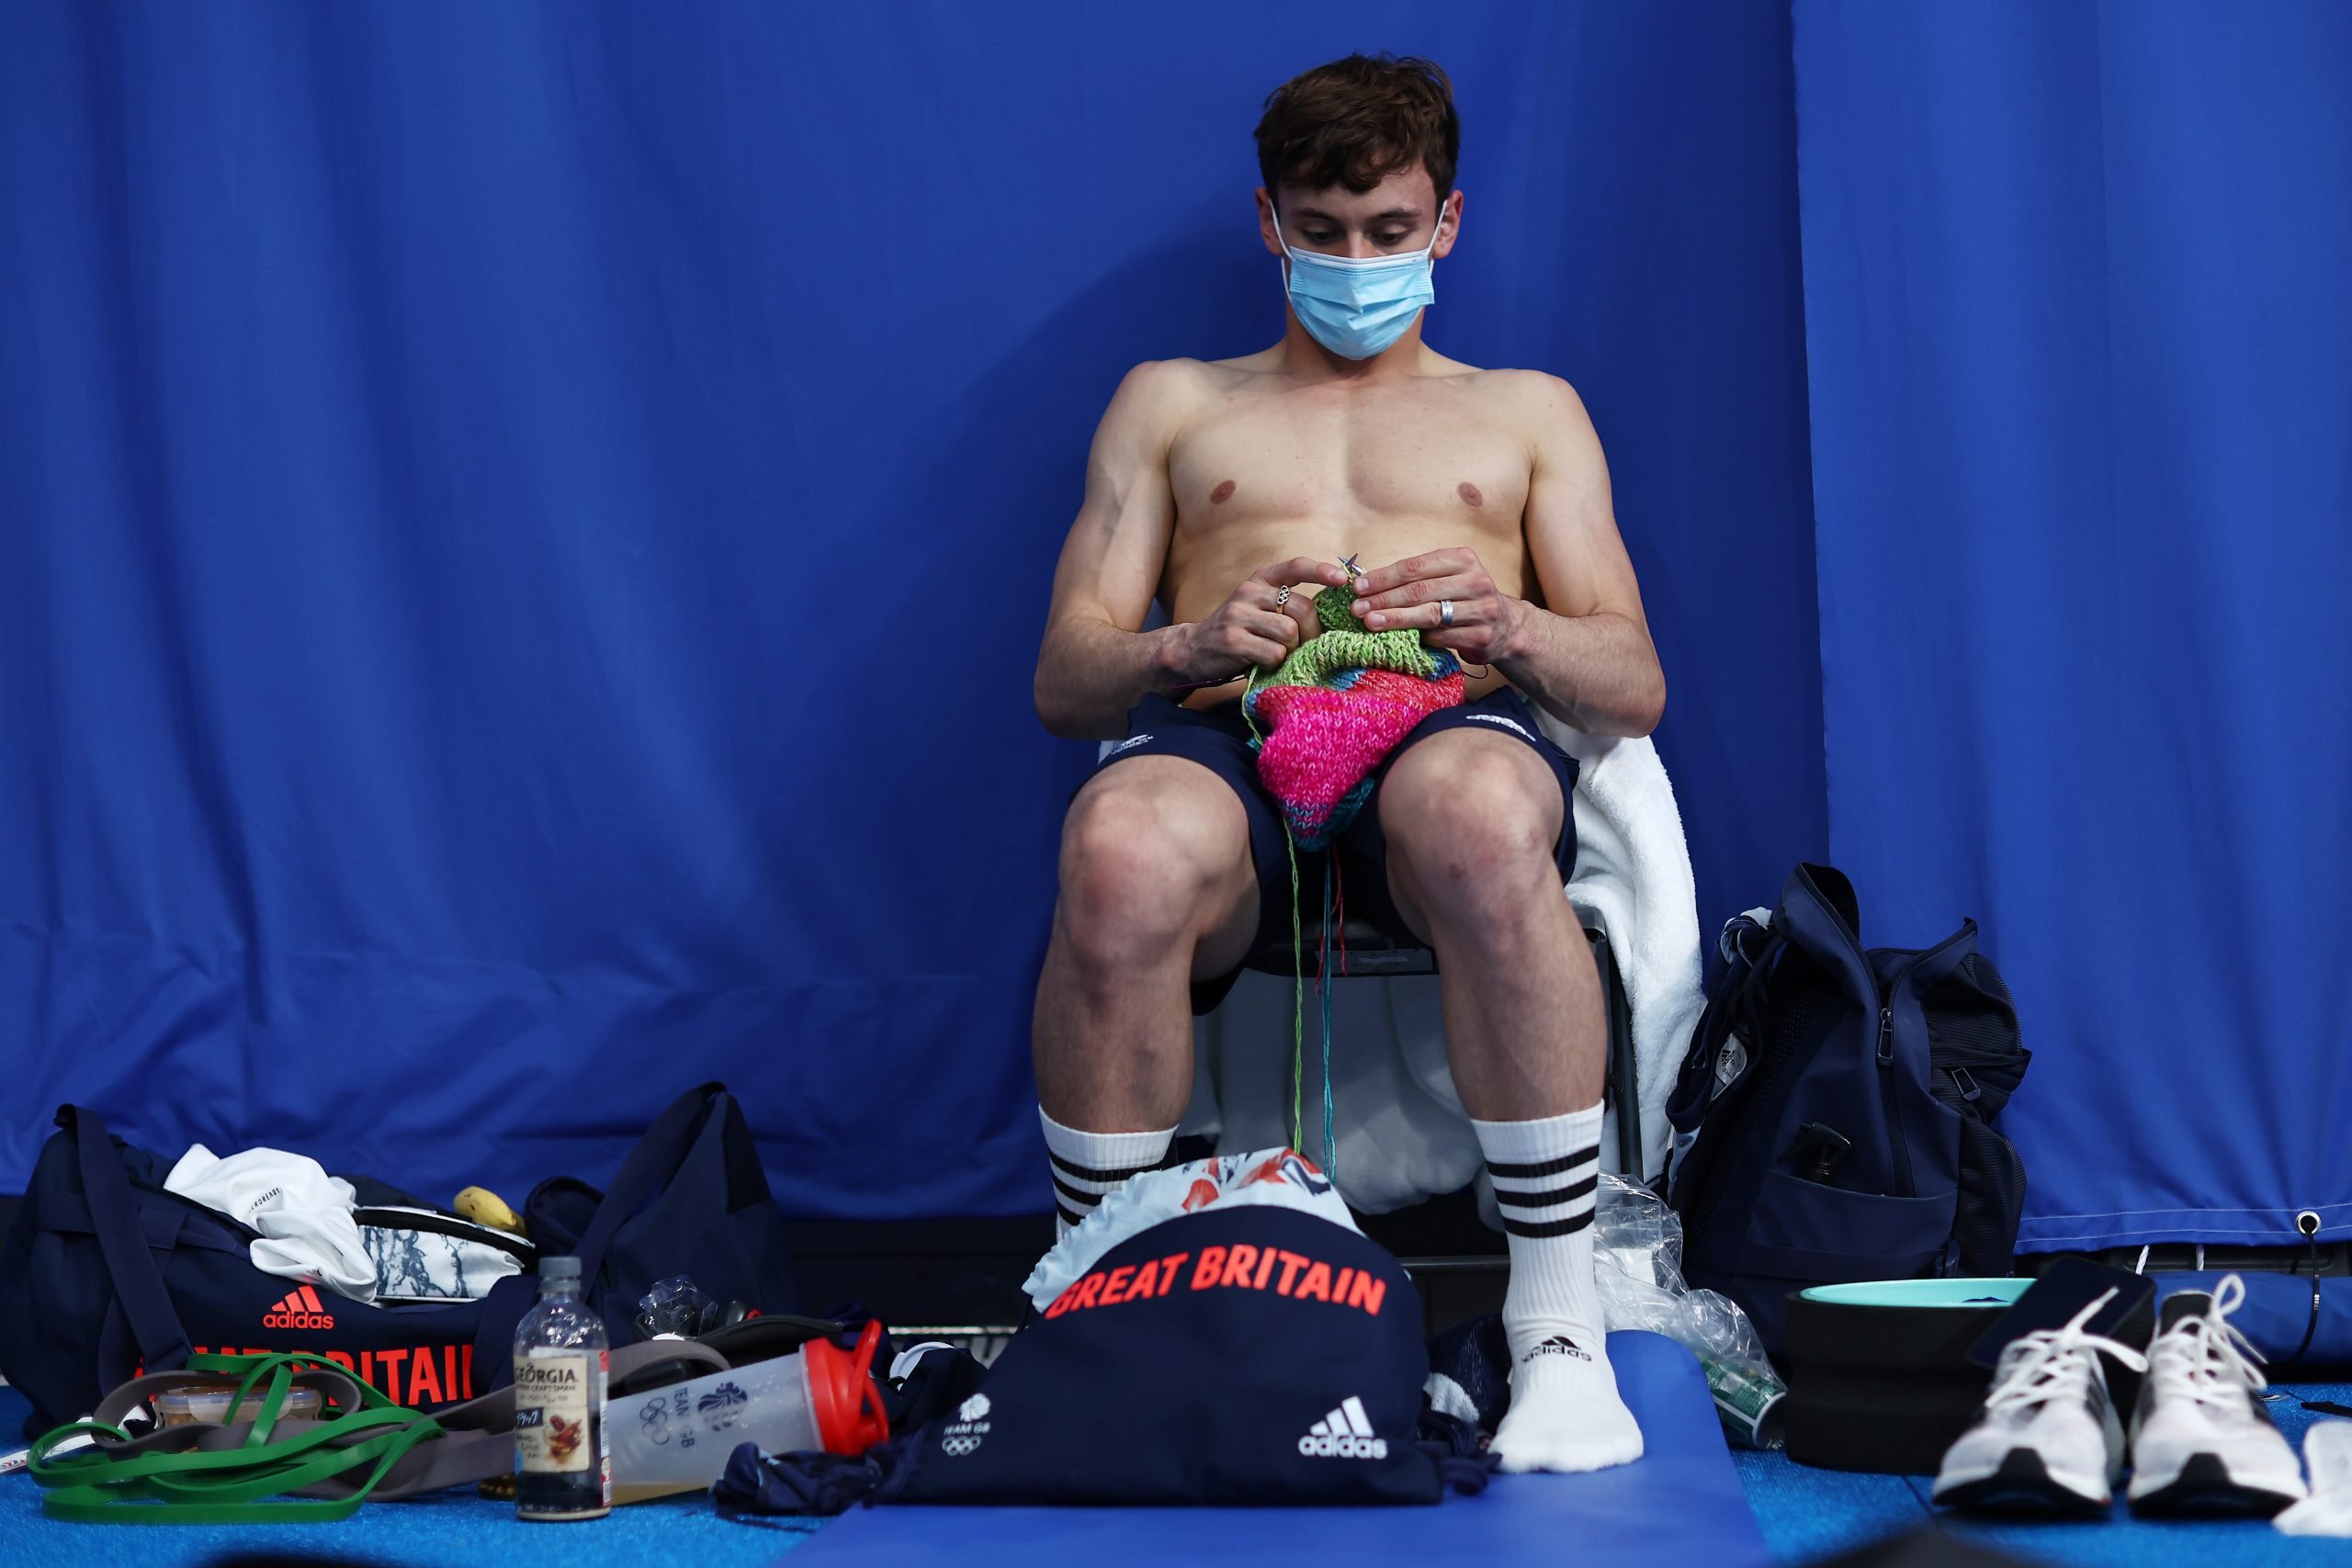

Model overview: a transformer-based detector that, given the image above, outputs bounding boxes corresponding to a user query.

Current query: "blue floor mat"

[0,1385,823,1567]
[787,1330,1770,1568]
[22,1351,2335,1565]
[1734,1377,2352,1566]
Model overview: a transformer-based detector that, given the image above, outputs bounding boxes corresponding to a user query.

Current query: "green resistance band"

[29,1351,447,1525]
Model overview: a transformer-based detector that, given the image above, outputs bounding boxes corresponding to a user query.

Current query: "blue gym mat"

[787,1330,1770,1568]
[0,1333,1752,1566]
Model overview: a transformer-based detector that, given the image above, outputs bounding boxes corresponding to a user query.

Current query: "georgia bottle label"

[515,1352,596,1474]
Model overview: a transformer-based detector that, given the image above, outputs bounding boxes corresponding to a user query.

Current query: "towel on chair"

[1182,718,1704,1213]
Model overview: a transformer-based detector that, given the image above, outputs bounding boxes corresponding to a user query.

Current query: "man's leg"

[1375,727,1644,1474]
[1033,756,1261,1235]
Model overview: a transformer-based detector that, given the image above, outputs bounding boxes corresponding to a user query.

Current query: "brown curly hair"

[1254,54,1459,211]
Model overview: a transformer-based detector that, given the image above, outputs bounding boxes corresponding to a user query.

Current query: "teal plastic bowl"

[1797,1278,2032,1310]
[1782,1278,2033,1474]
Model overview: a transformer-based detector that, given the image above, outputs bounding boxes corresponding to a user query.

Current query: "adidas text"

[262,1287,335,1331]
[1524,1334,1590,1362]
[1298,1396,1387,1461]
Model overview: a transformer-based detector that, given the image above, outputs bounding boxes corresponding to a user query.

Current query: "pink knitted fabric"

[1249,665,1466,848]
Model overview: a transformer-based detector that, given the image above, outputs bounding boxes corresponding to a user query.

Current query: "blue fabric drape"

[1792,1,2352,1247]
[0,3,1819,1213]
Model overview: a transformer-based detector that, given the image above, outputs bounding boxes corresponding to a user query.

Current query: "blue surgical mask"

[1277,212,1442,360]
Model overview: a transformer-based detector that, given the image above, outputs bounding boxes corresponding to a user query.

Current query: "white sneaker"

[1933,1289,2147,1515]
[2128,1274,2309,1516]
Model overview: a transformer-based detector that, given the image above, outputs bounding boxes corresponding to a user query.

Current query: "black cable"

[2278,1235,2324,1372]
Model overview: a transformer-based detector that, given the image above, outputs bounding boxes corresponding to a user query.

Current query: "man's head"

[1254,54,1460,259]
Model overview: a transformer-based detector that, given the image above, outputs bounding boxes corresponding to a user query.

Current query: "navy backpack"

[1667,864,2030,1351]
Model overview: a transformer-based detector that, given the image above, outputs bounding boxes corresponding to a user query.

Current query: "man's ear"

[1256,187,1284,258]
[1432,190,1464,261]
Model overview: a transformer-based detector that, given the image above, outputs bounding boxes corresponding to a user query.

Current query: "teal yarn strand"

[1319,856,1337,1181]
[1286,826,1304,1151]
[1249,689,1307,1153]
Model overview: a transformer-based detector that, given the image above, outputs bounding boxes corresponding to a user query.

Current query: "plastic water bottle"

[514,1256,611,1521]
[608,1320,890,1504]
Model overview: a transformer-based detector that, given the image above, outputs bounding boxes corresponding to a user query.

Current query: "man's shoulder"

[1456,365,1587,411]
[1452,367,1600,451]
[1119,355,1266,395]
[1106,356,1215,408]
[1102,356,1257,439]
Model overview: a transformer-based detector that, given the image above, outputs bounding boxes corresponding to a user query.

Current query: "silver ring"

[1439,599,1455,628]
[1274,585,1292,609]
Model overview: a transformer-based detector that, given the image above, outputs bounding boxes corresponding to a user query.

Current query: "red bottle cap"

[803,1318,889,1455]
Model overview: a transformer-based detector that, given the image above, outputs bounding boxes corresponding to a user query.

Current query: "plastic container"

[608,1320,888,1503]
[154,1383,324,1427]
[1781,1277,2089,1475]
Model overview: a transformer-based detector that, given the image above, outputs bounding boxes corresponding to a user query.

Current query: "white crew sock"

[1040,1109,1174,1239]
[1474,1102,1645,1473]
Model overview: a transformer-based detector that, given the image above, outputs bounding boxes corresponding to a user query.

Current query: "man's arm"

[1494,375,1666,736]
[1033,364,1188,739]
[1035,363,1344,739]
[1347,376,1666,737]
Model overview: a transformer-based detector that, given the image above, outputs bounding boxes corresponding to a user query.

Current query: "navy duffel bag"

[0,1082,798,1435]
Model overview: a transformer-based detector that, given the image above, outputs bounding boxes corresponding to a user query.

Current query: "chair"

[1234,914,1645,1333]
[1240,917,1645,1179]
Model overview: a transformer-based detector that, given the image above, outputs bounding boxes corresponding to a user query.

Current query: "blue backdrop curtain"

[0,3,1821,1213]
[1792,1,2352,1248]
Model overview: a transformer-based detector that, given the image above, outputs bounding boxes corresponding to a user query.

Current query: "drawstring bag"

[718,1204,1492,1511]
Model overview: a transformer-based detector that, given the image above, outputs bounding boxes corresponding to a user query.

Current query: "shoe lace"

[1984,1289,2149,1418]
[2149,1272,2268,1413]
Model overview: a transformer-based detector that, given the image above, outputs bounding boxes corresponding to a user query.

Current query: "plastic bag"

[1591,1173,1786,1448]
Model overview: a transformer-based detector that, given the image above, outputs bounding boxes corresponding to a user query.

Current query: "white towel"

[1182,722,1704,1214]
[164,1144,380,1302]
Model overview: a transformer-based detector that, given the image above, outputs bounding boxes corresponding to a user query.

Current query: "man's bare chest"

[1166,392,1531,530]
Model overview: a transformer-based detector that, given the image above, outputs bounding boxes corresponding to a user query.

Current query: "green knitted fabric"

[1251,592,1443,693]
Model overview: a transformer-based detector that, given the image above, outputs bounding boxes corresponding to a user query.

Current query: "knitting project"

[1242,592,1466,850]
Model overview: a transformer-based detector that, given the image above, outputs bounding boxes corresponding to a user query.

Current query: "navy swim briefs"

[1086,686,1580,1013]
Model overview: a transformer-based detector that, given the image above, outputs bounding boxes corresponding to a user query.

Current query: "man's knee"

[1381,737,1562,912]
[1057,775,1245,962]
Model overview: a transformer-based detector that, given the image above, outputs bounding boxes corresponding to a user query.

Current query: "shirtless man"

[1030,55,1666,1473]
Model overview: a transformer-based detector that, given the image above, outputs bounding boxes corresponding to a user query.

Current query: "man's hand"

[1349,547,1523,667]
[1161,557,1350,687]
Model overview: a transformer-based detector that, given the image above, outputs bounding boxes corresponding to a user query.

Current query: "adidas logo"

[1524,1333,1590,1362]
[1297,1395,1388,1461]
[262,1285,336,1331]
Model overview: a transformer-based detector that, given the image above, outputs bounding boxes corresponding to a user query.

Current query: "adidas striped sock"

[1040,1108,1173,1239]
[1475,1101,1644,1473]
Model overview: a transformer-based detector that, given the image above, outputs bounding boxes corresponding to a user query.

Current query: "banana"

[455,1185,526,1235]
